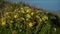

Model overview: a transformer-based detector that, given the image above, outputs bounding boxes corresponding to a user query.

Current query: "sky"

[6,0,60,12]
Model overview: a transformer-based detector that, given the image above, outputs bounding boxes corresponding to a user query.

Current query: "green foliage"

[0,1,60,34]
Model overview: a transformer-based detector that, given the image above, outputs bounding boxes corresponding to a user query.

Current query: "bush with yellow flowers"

[0,0,60,34]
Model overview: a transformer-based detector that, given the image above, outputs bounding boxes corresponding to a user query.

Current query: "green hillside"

[0,0,60,34]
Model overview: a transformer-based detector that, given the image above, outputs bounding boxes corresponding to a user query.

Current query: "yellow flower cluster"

[26,14,31,18]
[42,15,48,21]
[29,22,33,27]
[1,17,6,26]
[14,14,18,18]
[31,12,34,16]
[36,15,40,19]
[10,20,14,23]
[0,5,49,28]
[39,18,42,22]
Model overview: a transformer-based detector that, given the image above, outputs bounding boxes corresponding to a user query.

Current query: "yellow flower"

[42,15,48,21]
[21,7,24,10]
[14,14,18,18]
[36,15,40,19]
[42,17,45,21]
[31,12,34,16]
[24,6,31,13]
[26,18,29,21]
[43,15,48,20]
[26,9,29,13]
[21,10,25,13]
[10,20,14,23]
[26,9,31,13]
[1,17,6,26]
[2,21,6,26]
[5,12,9,15]
[29,22,33,27]
[26,14,31,18]
[39,18,42,22]
[20,7,25,13]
